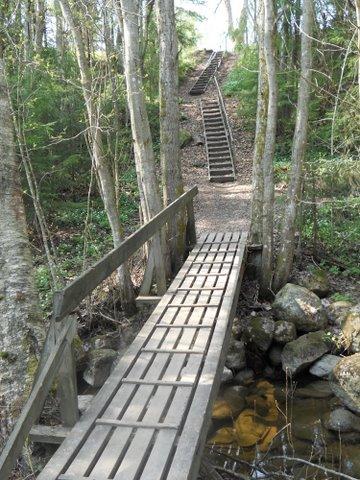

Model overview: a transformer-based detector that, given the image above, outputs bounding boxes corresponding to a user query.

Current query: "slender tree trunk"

[119,0,167,294]
[59,0,136,315]
[356,0,360,100]
[273,0,313,291]
[260,0,277,298]
[0,59,42,438]
[250,1,267,245]
[54,0,65,61]
[238,0,248,44]
[34,0,45,54]
[156,0,185,274]
[224,0,234,33]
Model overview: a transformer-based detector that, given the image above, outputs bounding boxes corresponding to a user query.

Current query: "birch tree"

[119,0,167,293]
[0,58,42,436]
[273,0,313,291]
[224,0,234,33]
[58,0,136,315]
[156,0,185,274]
[260,0,277,298]
[250,1,267,246]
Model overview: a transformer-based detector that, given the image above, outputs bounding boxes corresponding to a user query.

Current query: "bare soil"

[179,51,253,235]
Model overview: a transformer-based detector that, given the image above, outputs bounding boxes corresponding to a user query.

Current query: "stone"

[91,333,119,350]
[342,305,360,353]
[329,354,360,414]
[232,316,242,339]
[272,283,327,332]
[225,339,246,371]
[78,395,93,415]
[221,366,233,383]
[295,380,333,399]
[268,344,283,367]
[242,315,275,352]
[326,301,353,326]
[212,400,232,419]
[309,354,341,377]
[234,368,255,386]
[295,268,330,298]
[281,331,330,375]
[323,408,360,433]
[223,386,248,417]
[83,349,117,388]
[273,320,297,344]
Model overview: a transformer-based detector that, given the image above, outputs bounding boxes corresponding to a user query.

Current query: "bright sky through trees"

[177,0,243,50]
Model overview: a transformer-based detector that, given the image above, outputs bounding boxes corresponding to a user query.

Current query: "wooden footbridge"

[0,187,248,480]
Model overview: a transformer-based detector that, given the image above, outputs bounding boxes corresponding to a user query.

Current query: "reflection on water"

[207,378,360,478]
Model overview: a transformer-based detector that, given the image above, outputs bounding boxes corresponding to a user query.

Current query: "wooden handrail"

[0,318,76,480]
[214,76,234,148]
[53,186,198,321]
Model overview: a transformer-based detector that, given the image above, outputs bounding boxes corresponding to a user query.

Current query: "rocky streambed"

[207,271,360,479]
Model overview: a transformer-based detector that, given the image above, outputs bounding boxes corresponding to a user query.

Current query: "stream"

[206,376,360,479]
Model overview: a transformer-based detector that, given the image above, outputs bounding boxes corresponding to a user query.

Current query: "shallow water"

[207,377,360,479]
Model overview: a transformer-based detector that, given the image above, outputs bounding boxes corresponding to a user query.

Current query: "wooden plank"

[155,324,212,329]
[166,231,247,480]
[136,295,162,306]
[121,379,193,387]
[138,232,228,480]
[53,187,198,321]
[29,425,71,445]
[0,318,76,480]
[95,420,179,430]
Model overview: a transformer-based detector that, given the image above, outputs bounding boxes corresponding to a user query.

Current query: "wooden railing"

[214,75,235,164]
[0,186,198,480]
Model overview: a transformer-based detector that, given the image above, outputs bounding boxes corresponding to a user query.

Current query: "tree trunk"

[0,58,42,438]
[224,0,234,33]
[119,0,167,294]
[260,0,278,298]
[156,0,185,274]
[356,0,360,100]
[54,0,65,61]
[250,1,267,246]
[273,0,313,292]
[34,0,45,54]
[59,0,136,315]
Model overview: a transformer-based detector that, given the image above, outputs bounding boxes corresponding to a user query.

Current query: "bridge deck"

[38,231,247,480]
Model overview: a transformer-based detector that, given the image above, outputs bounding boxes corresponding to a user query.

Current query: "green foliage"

[330,292,354,303]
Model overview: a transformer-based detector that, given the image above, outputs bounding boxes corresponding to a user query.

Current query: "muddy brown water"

[206,376,360,479]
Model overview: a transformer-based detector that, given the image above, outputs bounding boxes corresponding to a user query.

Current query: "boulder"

[225,339,246,371]
[342,305,360,353]
[329,354,360,414]
[268,344,283,367]
[309,354,341,378]
[273,320,297,344]
[295,380,333,399]
[323,408,360,433]
[83,349,117,388]
[78,395,93,415]
[242,315,275,352]
[295,268,330,298]
[326,301,353,326]
[234,368,255,386]
[221,366,233,383]
[91,333,120,350]
[272,283,327,332]
[281,331,330,375]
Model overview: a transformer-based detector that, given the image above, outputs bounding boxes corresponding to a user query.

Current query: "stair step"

[210,174,235,183]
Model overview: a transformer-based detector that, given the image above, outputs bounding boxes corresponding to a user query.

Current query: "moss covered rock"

[272,283,327,332]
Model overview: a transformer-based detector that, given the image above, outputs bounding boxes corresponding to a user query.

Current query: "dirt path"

[180,51,253,234]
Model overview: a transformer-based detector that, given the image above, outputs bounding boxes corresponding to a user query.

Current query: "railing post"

[186,198,197,248]
[54,294,79,427]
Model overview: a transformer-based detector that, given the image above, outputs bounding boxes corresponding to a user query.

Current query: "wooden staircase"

[201,80,236,183]
[189,51,223,96]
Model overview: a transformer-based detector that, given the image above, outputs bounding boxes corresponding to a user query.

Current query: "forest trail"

[180,52,253,233]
